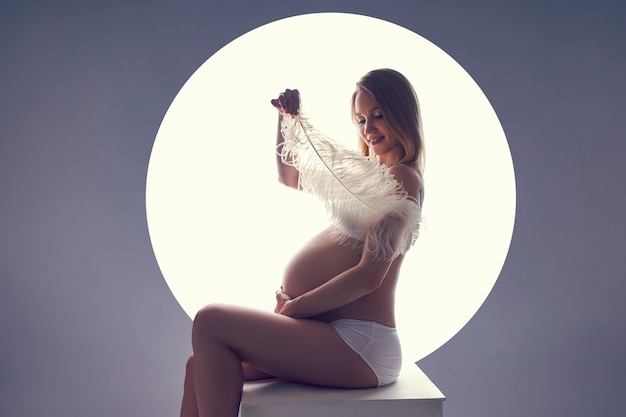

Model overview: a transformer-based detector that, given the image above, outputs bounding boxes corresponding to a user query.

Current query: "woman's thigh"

[194,304,377,388]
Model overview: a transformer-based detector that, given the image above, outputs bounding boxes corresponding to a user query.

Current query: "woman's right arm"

[272,89,301,189]
[274,114,300,188]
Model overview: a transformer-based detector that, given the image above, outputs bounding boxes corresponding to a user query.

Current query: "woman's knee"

[192,303,231,340]
[186,353,195,373]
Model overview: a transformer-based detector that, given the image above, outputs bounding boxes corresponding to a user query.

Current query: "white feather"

[279,112,421,260]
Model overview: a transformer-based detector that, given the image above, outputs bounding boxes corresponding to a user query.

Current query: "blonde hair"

[351,69,425,175]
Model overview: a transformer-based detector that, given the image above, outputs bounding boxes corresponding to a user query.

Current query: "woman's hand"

[273,89,301,189]
[274,289,296,316]
[271,89,300,117]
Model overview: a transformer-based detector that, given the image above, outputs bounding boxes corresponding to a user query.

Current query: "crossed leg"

[180,303,378,417]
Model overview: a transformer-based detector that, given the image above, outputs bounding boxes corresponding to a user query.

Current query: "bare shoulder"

[388,164,421,201]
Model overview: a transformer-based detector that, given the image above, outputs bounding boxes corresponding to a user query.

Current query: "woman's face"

[354,90,403,166]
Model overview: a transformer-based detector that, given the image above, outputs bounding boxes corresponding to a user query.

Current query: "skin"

[353,89,405,167]
[180,88,421,417]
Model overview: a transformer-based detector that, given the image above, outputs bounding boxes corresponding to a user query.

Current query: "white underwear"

[330,319,402,386]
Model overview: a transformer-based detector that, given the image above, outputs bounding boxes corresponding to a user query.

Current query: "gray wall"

[1,1,624,416]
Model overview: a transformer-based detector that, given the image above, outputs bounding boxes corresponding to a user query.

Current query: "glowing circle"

[146,13,516,363]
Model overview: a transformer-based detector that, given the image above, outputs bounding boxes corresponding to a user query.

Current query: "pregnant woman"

[180,68,425,417]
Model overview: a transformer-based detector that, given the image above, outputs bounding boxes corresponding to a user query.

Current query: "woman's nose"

[364,120,376,133]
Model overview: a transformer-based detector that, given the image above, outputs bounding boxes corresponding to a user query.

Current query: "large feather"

[279,112,421,260]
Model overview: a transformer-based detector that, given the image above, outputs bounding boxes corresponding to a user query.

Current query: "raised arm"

[272,89,301,189]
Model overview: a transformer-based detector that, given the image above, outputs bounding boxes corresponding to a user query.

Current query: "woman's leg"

[180,358,275,417]
[180,355,199,417]
[190,303,378,417]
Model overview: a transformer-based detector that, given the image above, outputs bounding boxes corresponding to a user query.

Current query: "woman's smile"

[366,135,384,146]
[354,90,402,165]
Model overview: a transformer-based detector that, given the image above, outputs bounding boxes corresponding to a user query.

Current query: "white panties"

[330,319,402,386]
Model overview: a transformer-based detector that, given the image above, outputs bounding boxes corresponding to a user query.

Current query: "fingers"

[274,289,284,314]
[274,289,293,315]
[282,89,300,116]
[271,89,300,116]
[275,289,289,302]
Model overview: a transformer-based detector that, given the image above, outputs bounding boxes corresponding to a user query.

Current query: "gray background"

[1,1,624,416]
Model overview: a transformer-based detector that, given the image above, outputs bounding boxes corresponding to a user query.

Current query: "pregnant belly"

[281,228,362,298]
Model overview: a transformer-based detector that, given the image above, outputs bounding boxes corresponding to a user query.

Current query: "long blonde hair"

[351,69,425,176]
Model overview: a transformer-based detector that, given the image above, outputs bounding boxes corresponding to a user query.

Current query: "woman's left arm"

[276,164,421,318]
[276,246,394,318]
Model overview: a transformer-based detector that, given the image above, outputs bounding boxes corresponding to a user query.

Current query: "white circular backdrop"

[146,13,516,363]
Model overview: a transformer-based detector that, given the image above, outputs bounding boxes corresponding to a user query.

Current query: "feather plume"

[279,112,421,260]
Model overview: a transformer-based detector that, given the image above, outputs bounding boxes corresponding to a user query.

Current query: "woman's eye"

[374,113,383,120]
[357,119,365,125]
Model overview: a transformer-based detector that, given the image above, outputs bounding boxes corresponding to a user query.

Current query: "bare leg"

[180,358,274,417]
[190,304,377,417]
[192,326,243,417]
[180,355,199,417]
